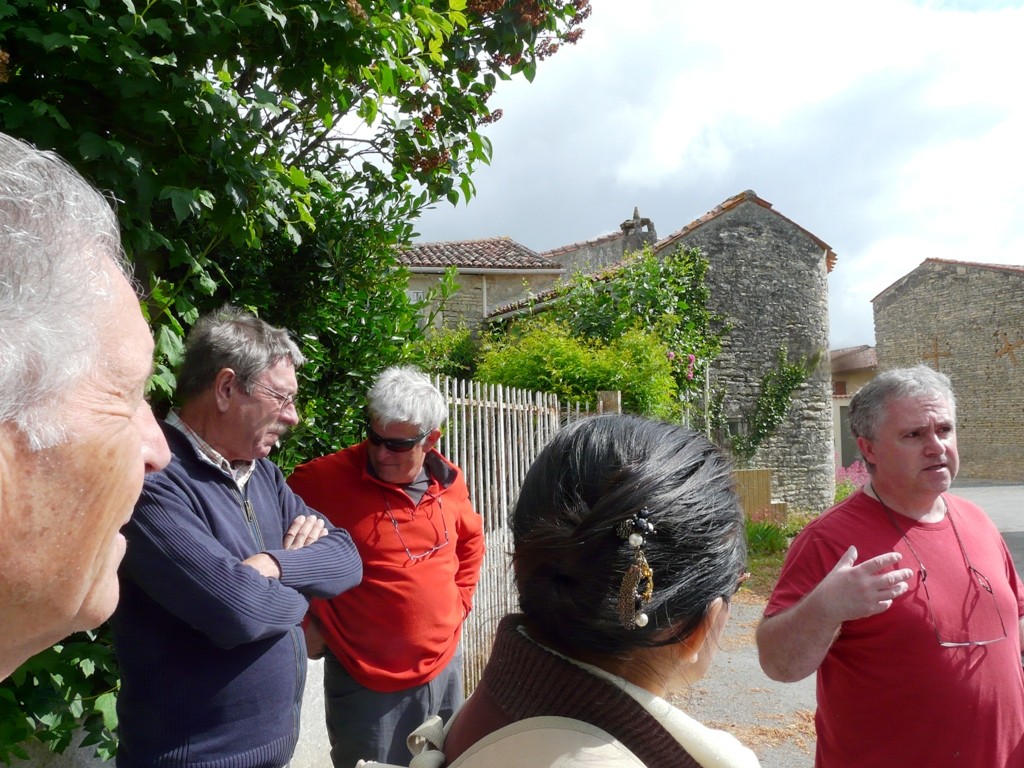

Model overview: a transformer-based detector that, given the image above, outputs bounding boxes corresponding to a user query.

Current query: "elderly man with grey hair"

[111,305,363,768]
[0,132,171,680]
[757,365,1024,767]
[288,365,485,768]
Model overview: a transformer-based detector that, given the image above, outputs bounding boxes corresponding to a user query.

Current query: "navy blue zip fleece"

[112,423,362,767]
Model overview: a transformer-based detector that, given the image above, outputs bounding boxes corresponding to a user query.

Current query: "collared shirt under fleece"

[287,440,485,692]
[765,489,1024,768]
[438,615,760,768]
[112,422,363,768]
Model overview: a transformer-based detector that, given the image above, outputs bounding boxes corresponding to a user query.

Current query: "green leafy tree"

[0,0,589,396]
[483,244,725,419]
[0,0,589,759]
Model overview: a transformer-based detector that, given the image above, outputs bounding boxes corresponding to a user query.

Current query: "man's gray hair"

[176,305,306,402]
[849,365,957,442]
[367,366,447,431]
[0,133,130,450]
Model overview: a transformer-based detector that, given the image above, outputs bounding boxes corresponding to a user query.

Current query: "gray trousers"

[322,646,465,768]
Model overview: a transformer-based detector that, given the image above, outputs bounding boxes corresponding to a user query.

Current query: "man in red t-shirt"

[288,365,484,768]
[757,365,1024,767]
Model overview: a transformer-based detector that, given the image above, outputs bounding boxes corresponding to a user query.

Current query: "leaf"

[159,187,198,224]
[94,693,118,732]
[76,133,108,161]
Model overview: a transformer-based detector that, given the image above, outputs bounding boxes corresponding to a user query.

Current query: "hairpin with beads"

[616,508,655,629]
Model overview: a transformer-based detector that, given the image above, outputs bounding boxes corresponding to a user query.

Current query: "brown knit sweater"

[444,615,700,768]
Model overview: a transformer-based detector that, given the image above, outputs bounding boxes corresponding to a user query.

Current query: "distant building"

[397,237,562,330]
[830,345,877,468]
[652,191,835,512]
[491,191,837,512]
[873,257,1024,481]
[544,207,659,275]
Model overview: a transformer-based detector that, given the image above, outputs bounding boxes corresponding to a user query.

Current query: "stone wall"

[553,227,657,275]
[873,259,1024,482]
[662,200,834,513]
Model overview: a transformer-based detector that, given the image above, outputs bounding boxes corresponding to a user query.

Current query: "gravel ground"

[676,592,816,768]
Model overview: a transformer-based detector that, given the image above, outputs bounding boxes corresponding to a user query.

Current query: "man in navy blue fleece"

[111,305,363,768]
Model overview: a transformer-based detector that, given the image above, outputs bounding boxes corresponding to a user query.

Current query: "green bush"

[412,323,479,380]
[746,519,790,556]
[537,243,725,401]
[476,319,678,417]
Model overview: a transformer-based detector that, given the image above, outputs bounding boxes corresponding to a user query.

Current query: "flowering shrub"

[835,458,870,502]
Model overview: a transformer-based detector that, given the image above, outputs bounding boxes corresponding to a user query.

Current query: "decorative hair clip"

[616,508,655,629]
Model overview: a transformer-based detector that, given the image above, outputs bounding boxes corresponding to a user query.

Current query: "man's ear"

[213,368,238,413]
[423,428,443,451]
[856,435,877,467]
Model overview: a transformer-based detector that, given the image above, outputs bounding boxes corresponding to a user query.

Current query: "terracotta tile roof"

[654,190,838,273]
[830,345,877,374]
[398,237,560,270]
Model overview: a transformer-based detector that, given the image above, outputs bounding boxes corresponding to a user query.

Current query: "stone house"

[396,236,563,331]
[830,345,877,468]
[873,258,1024,482]
[654,191,835,512]
[543,207,660,275]
[489,191,837,513]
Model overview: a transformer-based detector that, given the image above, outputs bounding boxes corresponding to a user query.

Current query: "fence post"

[597,390,621,414]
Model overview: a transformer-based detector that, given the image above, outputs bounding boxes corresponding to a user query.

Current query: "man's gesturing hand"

[818,546,913,624]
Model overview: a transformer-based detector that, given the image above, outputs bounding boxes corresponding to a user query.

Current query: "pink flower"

[687,354,695,380]
[666,350,676,361]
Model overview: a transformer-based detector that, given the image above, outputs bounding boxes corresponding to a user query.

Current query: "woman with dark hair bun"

[376,414,758,768]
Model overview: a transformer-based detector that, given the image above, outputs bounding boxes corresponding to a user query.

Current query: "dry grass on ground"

[708,710,816,755]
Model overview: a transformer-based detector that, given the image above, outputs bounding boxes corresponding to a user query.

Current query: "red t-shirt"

[766,490,1024,767]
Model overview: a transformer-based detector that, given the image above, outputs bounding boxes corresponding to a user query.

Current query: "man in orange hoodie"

[288,365,485,768]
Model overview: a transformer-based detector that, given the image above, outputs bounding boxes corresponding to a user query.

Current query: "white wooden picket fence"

[432,376,600,692]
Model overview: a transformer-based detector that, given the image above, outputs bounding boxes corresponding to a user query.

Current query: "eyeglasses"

[878,492,1007,648]
[366,424,430,453]
[383,493,449,562]
[250,380,298,410]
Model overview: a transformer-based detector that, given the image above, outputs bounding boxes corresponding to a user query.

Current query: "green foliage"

[476,319,678,418]
[746,519,790,556]
[725,346,823,464]
[0,0,589,410]
[411,323,479,379]
[483,244,724,418]
[0,630,119,764]
[541,244,726,398]
[0,0,589,758]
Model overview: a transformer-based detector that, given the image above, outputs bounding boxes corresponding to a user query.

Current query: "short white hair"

[367,366,447,431]
[0,133,130,449]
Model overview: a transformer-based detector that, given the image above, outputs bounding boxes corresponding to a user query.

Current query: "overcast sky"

[412,0,1024,349]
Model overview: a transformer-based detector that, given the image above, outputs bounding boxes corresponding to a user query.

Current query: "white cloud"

[414,0,1024,348]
